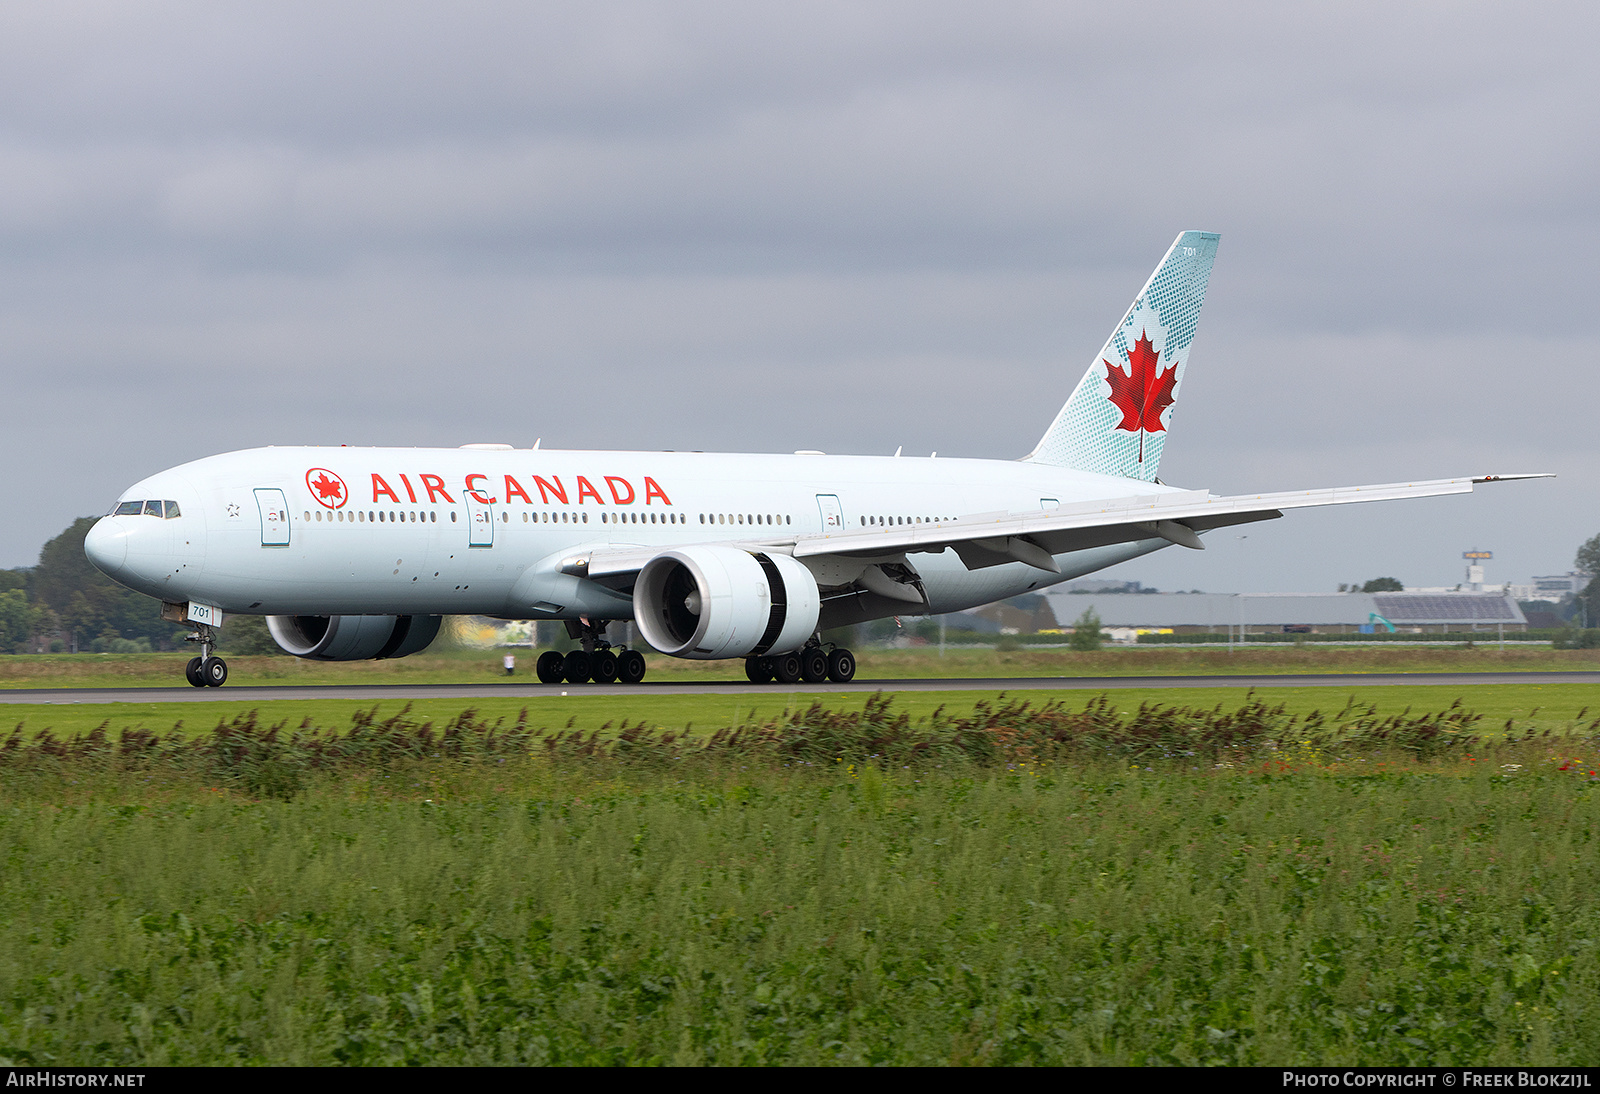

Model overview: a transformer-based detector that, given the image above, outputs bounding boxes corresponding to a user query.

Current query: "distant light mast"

[1463,550,1493,592]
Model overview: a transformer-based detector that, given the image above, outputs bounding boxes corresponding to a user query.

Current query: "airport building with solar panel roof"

[1028,549,1534,640]
[1037,590,1527,638]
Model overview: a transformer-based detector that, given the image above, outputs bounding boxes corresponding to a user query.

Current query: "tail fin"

[1024,230,1219,480]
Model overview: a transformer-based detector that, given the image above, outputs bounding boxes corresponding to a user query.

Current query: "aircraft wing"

[568,473,1550,581]
[791,473,1551,572]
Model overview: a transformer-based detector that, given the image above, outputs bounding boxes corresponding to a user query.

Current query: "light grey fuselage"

[85,446,1178,625]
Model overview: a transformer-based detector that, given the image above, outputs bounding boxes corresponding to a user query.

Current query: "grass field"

[2,643,1597,691]
[3,721,1598,1065]
[5,680,1600,1065]
[4,680,1599,745]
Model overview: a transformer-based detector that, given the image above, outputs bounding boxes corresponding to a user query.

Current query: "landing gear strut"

[539,619,648,686]
[183,622,228,688]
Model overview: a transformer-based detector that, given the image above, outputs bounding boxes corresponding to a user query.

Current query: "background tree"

[0,590,35,654]
[1576,534,1600,577]
[1069,607,1103,651]
[217,614,284,655]
[1360,577,1404,592]
[1580,576,1600,630]
[1568,534,1600,629]
[32,518,186,649]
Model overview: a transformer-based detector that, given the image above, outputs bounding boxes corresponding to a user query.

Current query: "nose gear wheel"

[180,621,227,686]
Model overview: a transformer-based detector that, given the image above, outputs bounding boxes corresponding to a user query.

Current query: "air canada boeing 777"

[84,231,1548,687]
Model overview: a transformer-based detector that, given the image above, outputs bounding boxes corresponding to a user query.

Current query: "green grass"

[3,682,1597,744]
[3,761,1599,1064]
[6,694,1599,1065]
[2,643,1597,691]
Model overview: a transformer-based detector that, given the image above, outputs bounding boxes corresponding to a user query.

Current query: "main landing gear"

[534,619,648,686]
[182,622,228,688]
[744,642,856,685]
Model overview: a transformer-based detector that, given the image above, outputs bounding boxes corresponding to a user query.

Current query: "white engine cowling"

[634,545,820,659]
[265,614,442,661]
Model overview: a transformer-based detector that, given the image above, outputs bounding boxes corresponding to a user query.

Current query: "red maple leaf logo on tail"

[1104,330,1178,463]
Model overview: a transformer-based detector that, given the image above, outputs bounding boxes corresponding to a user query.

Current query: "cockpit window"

[115,501,143,516]
[143,500,164,517]
[164,500,181,519]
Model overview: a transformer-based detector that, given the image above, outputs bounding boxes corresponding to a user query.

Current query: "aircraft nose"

[84,517,129,578]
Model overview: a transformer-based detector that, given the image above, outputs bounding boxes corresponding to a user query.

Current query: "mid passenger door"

[254,488,291,547]
[816,494,844,536]
[464,484,495,548]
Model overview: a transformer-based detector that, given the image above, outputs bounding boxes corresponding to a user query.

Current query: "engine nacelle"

[634,545,820,659]
[265,614,442,661]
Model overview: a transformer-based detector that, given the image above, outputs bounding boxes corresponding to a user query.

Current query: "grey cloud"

[1,2,1595,590]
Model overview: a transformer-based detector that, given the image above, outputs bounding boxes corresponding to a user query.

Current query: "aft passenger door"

[254,488,291,547]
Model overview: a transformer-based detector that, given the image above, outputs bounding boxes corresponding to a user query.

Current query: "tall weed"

[9,693,1592,799]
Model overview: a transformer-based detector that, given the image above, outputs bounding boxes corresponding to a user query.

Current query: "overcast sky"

[2,1,1594,592]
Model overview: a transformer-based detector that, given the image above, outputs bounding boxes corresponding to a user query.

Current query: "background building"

[1033,589,1526,637]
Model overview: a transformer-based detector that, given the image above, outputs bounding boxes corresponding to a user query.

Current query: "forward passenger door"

[254,488,291,547]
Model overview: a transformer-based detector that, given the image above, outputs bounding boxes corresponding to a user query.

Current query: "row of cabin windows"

[599,511,680,524]
[306,509,436,523]
[114,500,181,518]
[515,512,689,524]
[304,509,695,527]
[272,507,953,531]
[862,515,950,526]
[700,513,792,526]
[306,511,949,529]
[520,511,589,524]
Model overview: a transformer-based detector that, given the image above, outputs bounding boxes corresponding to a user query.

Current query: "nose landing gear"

[183,622,228,687]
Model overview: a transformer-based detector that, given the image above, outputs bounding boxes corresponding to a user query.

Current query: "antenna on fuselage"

[532,438,541,450]
[893,446,902,457]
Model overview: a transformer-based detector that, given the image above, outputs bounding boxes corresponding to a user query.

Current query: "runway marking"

[3,672,1597,705]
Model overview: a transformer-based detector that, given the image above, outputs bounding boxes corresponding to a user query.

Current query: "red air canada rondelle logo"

[306,468,348,509]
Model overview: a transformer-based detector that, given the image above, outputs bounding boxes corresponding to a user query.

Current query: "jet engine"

[265,614,443,661]
[634,545,820,659]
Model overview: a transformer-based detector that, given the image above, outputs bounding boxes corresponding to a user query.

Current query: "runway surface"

[4,671,1597,705]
